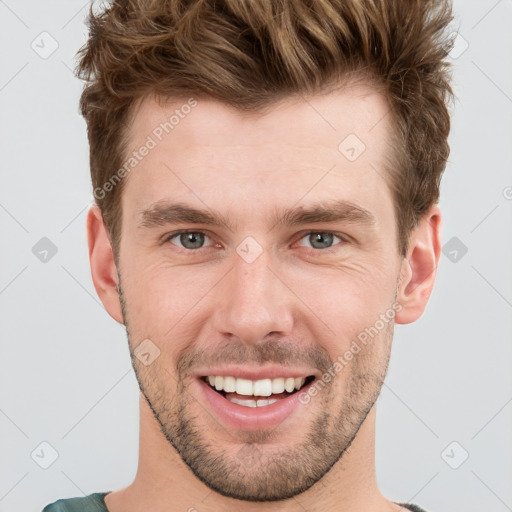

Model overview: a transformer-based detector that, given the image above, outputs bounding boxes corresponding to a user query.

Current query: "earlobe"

[87,205,124,324]
[395,204,442,325]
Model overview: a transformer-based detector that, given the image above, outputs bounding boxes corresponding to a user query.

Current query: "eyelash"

[163,230,348,254]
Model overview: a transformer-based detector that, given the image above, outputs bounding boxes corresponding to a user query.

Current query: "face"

[115,84,403,501]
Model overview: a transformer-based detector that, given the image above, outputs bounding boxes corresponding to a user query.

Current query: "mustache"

[176,337,333,378]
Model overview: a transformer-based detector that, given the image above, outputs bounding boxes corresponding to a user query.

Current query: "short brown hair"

[75,0,455,258]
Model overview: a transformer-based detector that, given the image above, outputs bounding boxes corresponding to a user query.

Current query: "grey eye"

[298,232,342,250]
[170,231,210,250]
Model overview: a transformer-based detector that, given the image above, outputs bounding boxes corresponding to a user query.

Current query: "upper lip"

[194,365,319,381]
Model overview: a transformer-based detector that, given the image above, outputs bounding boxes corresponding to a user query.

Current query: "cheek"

[120,258,217,337]
[120,236,399,363]
[303,258,393,311]
[296,262,397,359]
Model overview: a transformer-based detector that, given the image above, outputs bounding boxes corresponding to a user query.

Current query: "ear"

[395,204,442,324]
[87,205,124,324]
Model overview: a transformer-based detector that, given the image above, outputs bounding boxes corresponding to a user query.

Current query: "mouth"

[196,374,317,431]
[201,375,316,407]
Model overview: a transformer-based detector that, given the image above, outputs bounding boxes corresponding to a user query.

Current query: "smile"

[203,375,315,407]
[196,374,317,431]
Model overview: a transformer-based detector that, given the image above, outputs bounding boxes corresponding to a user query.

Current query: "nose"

[212,249,294,346]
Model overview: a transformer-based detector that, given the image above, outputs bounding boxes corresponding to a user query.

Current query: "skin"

[88,83,441,512]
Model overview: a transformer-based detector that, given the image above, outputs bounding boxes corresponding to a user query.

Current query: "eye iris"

[310,232,333,249]
[181,232,204,249]
[176,233,336,250]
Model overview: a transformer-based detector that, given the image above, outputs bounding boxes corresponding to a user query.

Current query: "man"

[43,0,454,510]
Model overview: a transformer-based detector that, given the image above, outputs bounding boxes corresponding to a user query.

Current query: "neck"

[105,394,398,512]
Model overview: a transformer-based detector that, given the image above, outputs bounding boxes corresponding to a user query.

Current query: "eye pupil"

[310,232,334,249]
[180,232,204,249]
[171,231,341,252]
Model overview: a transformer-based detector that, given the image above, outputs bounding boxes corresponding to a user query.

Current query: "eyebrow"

[138,199,376,232]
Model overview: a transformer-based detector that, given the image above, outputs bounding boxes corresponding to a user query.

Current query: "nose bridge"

[213,246,293,345]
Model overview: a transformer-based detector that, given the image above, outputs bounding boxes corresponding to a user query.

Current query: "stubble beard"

[118,278,394,502]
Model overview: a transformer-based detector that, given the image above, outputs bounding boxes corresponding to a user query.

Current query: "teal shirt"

[42,493,109,512]
[42,492,429,511]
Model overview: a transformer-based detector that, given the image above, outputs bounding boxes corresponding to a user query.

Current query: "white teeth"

[230,397,257,407]
[284,378,295,393]
[235,378,254,396]
[223,375,236,392]
[256,399,277,406]
[272,378,285,394]
[229,397,280,407]
[205,375,308,395]
[253,379,272,397]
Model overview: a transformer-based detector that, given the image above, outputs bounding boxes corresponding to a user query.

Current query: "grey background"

[1,1,511,511]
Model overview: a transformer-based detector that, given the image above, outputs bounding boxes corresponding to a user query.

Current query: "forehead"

[121,84,395,231]
[129,83,390,155]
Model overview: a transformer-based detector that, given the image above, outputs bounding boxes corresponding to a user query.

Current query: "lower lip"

[196,377,314,431]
